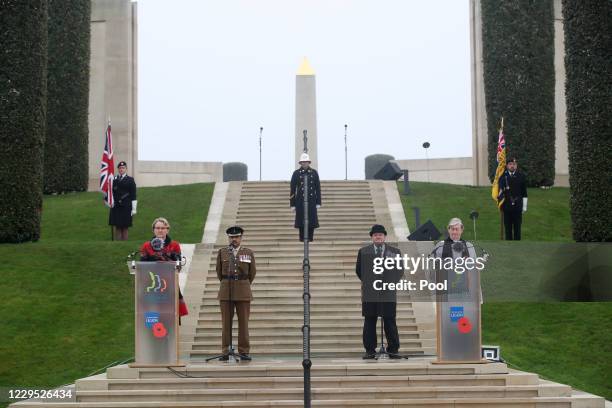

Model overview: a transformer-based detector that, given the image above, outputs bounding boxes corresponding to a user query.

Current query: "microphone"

[151,237,165,251]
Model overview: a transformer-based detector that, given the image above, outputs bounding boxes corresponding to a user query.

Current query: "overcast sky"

[138,0,472,180]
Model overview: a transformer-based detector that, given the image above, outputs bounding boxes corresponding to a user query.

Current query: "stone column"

[553,0,569,187]
[88,0,138,191]
[470,0,489,186]
[295,57,318,169]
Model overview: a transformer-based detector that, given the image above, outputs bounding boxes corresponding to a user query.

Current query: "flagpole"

[499,117,504,241]
[107,117,114,241]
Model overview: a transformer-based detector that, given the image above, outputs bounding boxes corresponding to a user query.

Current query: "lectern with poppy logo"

[433,258,485,364]
[130,262,184,367]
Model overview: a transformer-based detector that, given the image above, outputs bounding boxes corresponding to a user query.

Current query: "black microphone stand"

[206,246,241,363]
[302,168,312,407]
[374,248,409,360]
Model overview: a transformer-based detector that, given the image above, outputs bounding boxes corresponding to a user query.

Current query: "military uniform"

[216,245,256,355]
[108,173,137,228]
[290,166,321,241]
[498,169,527,240]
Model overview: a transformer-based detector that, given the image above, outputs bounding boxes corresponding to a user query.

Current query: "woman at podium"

[140,217,189,322]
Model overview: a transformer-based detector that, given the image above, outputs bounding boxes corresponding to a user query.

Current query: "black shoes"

[389,353,402,359]
[362,352,376,360]
[218,354,229,361]
[239,353,252,361]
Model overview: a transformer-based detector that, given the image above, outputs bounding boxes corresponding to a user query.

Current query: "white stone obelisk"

[295,57,318,169]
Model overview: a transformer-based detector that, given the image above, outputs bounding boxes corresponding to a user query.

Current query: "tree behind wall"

[481,0,556,187]
[0,0,48,242]
[44,0,91,193]
[563,0,612,242]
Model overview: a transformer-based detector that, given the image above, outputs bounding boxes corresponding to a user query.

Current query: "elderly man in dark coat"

[290,153,321,242]
[355,224,404,359]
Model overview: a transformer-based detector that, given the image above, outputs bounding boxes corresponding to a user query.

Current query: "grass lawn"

[483,302,612,400]
[0,183,214,404]
[398,181,573,241]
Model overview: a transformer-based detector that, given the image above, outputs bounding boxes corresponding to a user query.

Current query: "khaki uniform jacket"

[216,246,256,301]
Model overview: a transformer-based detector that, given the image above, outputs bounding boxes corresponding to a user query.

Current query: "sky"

[138,0,473,180]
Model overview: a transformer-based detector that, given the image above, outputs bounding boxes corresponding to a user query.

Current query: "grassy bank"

[0,183,214,398]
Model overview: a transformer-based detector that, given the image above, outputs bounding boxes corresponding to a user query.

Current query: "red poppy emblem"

[457,317,472,334]
[152,322,168,338]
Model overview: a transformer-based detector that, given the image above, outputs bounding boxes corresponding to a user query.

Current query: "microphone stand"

[206,246,241,363]
[302,170,312,408]
[374,248,409,360]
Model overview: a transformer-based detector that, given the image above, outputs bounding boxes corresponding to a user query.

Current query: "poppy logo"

[146,271,167,292]
[457,317,473,334]
[152,322,168,338]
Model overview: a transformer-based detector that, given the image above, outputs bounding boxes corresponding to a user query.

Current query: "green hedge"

[44,0,91,193]
[481,0,556,187]
[563,1,612,242]
[0,0,48,243]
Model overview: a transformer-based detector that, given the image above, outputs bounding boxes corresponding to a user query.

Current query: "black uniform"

[498,170,527,240]
[109,174,137,228]
[355,243,403,355]
[290,167,321,242]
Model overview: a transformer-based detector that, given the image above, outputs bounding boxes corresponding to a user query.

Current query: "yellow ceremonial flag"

[491,121,506,209]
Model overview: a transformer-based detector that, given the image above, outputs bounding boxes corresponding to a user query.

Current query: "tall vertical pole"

[259,127,263,181]
[344,124,348,180]
[302,172,311,408]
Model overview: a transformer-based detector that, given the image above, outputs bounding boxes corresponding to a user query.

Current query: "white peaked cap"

[299,153,311,163]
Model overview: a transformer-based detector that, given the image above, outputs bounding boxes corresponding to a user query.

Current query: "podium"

[435,265,483,363]
[130,262,183,367]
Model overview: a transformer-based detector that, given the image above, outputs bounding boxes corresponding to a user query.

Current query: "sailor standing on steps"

[216,226,256,361]
[290,153,322,242]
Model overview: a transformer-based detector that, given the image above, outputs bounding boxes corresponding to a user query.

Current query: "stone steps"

[10,396,601,407]
[74,383,573,402]
[190,331,430,342]
[83,372,538,390]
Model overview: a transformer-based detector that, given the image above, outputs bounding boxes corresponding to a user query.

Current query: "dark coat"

[290,167,321,228]
[216,246,257,301]
[355,243,403,317]
[109,174,137,227]
[498,170,527,213]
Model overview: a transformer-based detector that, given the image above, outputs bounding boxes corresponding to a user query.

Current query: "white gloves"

[291,207,295,212]
[522,197,528,213]
[316,205,321,209]
[131,200,138,216]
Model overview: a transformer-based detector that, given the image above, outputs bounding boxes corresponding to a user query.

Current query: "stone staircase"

[186,180,433,359]
[11,180,605,407]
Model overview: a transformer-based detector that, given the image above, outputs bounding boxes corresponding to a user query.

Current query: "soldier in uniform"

[355,224,403,359]
[108,161,137,240]
[290,153,321,242]
[498,157,528,240]
[216,226,256,360]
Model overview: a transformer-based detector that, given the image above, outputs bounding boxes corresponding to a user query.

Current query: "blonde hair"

[447,217,464,229]
[151,217,170,231]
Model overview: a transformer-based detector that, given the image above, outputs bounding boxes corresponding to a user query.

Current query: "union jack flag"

[100,122,115,207]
